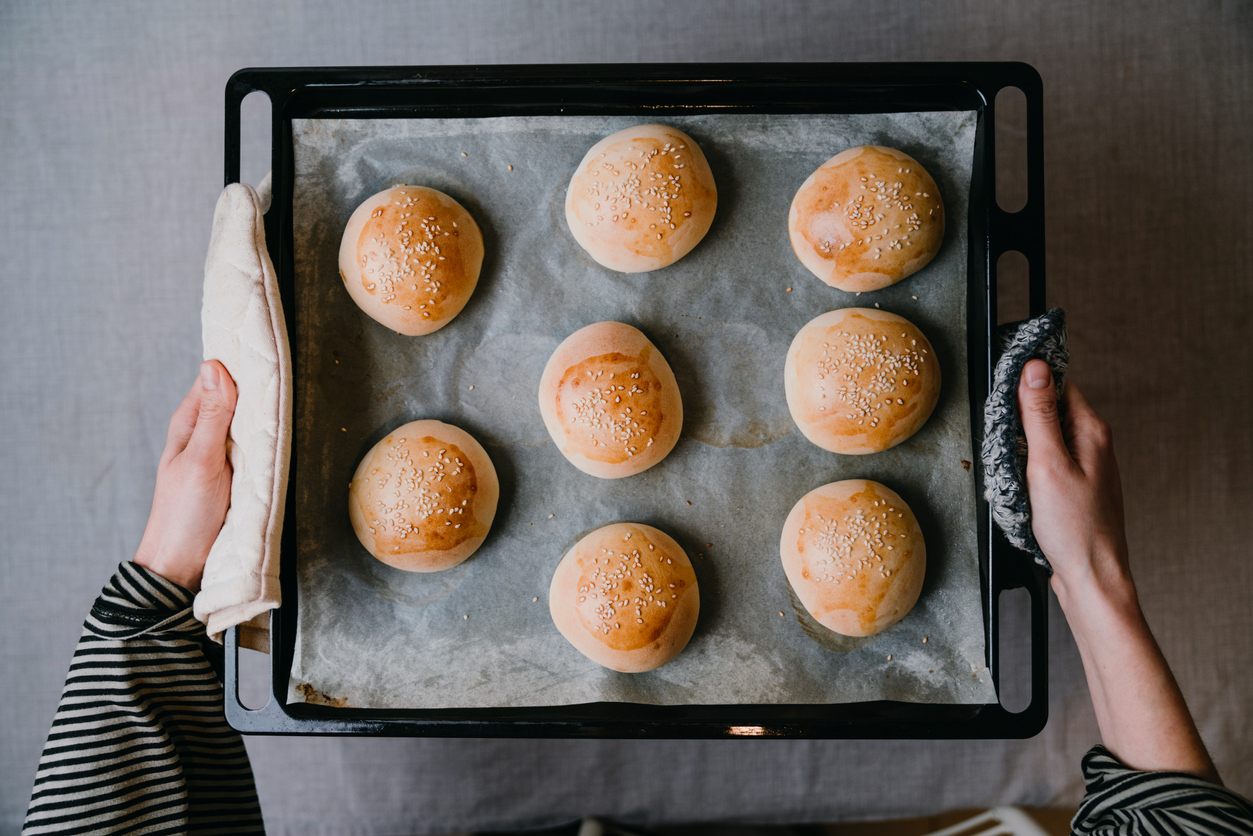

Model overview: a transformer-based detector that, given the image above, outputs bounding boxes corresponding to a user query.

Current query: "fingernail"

[1026,361,1051,389]
[200,362,219,391]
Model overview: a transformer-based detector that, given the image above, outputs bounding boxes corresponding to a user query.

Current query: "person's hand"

[1016,359,1133,607]
[132,361,237,593]
[1018,363,1221,782]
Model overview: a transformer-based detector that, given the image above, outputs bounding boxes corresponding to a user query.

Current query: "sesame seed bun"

[539,322,683,479]
[565,124,717,273]
[549,522,699,673]
[784,308,940,455]
[348,420,499,572]
[338,185,484,335]
[780,480,925,637]
[788,146,944,292]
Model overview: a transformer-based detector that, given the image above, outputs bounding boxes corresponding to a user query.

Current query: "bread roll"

[789,146,944,291]
[780,480,925,637]
[539,321,683,478]
[565,124,717,272]
[549,522,699,672]
[785,308,940,454]
[338,185,484,335]
[348,420,498,572]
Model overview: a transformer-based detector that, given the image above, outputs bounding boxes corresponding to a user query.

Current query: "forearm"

[1053,553,1219,784]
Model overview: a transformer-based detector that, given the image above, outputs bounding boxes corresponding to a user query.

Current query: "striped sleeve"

[1073,745,1253,836]
[23,562,265,835]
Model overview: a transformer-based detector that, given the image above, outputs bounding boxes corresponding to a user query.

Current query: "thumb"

[1017,359,1070,464]
[186,360,238,461]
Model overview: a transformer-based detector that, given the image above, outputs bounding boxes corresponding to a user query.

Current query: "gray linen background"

[1,2,1249,834]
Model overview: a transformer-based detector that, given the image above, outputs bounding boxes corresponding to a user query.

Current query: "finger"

[1058,380,1114,467]
[164,378,205,461]
[185,360,239,462]
[1017,359,1072,465]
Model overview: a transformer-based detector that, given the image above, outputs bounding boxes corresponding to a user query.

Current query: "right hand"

[1016,359,1132,604]
[1018,361,1222,783]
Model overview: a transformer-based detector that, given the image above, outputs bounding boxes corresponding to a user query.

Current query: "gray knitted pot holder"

[981,307,1068,573]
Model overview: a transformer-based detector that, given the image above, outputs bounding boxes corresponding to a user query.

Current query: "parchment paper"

[288,111,997,708]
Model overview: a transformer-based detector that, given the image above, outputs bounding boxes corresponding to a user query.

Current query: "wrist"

[1050,544,1139,625]
[133,544,203,593]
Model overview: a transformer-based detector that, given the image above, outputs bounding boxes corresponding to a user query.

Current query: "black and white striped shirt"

[23,564,1253,835]
[1073,746,1253,835]
[23,562,264,834]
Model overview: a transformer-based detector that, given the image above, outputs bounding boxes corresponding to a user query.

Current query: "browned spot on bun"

[571,526,692,651]
[540,322,683,479]
[785,308,940,455]
[789,146,944,292]
[356,189,466,322]
[348,420,499,572]
[555,350,667,465]
[356,435,484,555]
[550,523,700,672]
[780,480,925,637]
[565,124,717,273]
[338,186,484,335]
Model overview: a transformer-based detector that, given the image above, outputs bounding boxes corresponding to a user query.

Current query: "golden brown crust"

[784,308,940,455]
[539,322,683,478]
[348,420,499,572]
[565,124,717,273]
[780,480,925,637]
[549,522,699,672]
[788,146,944,292]
[338,186,484,335]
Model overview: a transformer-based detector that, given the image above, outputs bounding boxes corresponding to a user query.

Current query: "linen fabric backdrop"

[1,2,1249,834]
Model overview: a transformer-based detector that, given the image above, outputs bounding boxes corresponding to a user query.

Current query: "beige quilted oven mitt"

[196,176,292,651]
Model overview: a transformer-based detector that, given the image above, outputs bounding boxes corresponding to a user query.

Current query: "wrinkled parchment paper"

[288,111,997,708]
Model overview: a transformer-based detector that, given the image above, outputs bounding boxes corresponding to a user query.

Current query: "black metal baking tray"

[222,63,1048,739]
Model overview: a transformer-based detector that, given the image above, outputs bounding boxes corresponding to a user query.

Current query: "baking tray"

[222,63,1048,738]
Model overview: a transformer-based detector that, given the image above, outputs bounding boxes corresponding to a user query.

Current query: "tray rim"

[223,61,1050,739]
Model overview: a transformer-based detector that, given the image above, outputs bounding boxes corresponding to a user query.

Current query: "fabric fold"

[195,178,291,650]
[980,307,1068,572]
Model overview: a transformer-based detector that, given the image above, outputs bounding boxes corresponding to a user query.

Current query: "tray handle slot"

[995,250,1031,326]
[995,85,1029,214]
[984,65,1047,319]
[988,527,1051,734]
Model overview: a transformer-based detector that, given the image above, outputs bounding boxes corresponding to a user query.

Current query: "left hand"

[133,360,237,592]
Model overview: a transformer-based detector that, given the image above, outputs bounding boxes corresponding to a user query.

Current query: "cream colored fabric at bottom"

[195,175,291,652]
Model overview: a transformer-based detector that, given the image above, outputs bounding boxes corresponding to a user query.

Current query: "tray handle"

[981,63,1050,736]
